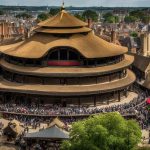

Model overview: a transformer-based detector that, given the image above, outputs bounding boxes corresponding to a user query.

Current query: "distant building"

[140,32,150,56]
[0,20,12,41]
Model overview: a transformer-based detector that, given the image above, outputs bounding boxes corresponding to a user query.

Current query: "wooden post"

[94,96,96,107]
[67,50,69,60]
[78,97,81,106]
[42,78,45,85]
[118,91,121,102]
[58,50,60,60]
[109,74,111,82]
[107,99,109,105]
[125,88,128,97]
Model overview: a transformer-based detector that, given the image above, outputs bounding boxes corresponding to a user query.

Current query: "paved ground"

[0,145,17,150]
[141,130,149,144]
[0,137,18,150]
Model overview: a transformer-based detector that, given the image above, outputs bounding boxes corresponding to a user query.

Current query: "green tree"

[141,16,150,24]
[124,15,137,23]
[129,10,144,20]
[49,8,60,16]
[103,12,119,23]
[106,16,115,23]
[103,12,113,19]
[61,113,142,150]
[114,16,119,23]
[0,10,4,15]
[82,10,98,22]
[74,13,84,21]
[37,13,49,21]
[130,32,138,38]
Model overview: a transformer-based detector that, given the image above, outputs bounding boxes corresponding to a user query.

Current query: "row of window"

[2,69,126,85]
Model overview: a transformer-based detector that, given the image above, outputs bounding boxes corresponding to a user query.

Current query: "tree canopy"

[37,13,49,21]
[0,10,4,15]
[129,10,144,20]
[49,8,60,16]
[125,10,150,24]
[103,12,119,23]
[74,13,84,21]
[61,112,142,150]
[82,10,98,22]
[130,32,138,38]
[124,15,137,23]
[141,16,150,24]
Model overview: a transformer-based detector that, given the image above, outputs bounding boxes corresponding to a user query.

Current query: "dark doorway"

[62,100,67,107]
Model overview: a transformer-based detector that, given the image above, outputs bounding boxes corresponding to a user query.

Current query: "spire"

[61,0,65,11]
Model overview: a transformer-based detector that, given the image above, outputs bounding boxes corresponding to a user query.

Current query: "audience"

[0,87,149,130]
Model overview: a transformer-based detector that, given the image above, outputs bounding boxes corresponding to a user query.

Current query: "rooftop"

[0,9,128,59]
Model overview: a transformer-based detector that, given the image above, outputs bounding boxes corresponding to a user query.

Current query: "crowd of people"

[0,87,149,129]
[0,91,147,116]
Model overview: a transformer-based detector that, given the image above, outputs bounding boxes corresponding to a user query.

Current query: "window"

[49,50,59,60]
[69,51,78,60]
[60,49,68,60]
[48,47,80,61]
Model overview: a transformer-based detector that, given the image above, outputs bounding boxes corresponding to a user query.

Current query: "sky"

[1,0,150,7]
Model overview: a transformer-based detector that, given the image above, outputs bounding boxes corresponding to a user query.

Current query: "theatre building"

[0,8,135,107]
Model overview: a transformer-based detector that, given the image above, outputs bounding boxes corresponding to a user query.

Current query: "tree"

[74,13,84,21]
[61,112,142,150]
[124,15,137,23]
[82,10,98,22]
[103,12,119,23]
[103,12,113,19]
[0,10,4,15]
[129,10,144,20]
[141,16,150,24]
[130,31,138,38]
[106,16,116,23]
[37,13,49,21]
[114,16,119,23]
[49,8,60,16]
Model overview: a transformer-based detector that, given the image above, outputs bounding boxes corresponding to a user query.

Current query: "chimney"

[100,28,104,36]
[111,30,117,43]
[87,18,92,28]
[147,33,150,56]
[140,33,148,56]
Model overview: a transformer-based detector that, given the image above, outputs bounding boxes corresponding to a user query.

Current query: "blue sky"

[1,0,150,7]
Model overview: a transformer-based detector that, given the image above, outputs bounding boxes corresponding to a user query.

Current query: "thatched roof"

[0,32,127,59]
[3,119,24,136]
[49,118,65,129]
[143,72,150,89]
[10,119,24,135]
[35,26,92,34]
[0,118,9,129]
[0,10,128,59]
[133,54,150,73]
[38,10,87,28]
